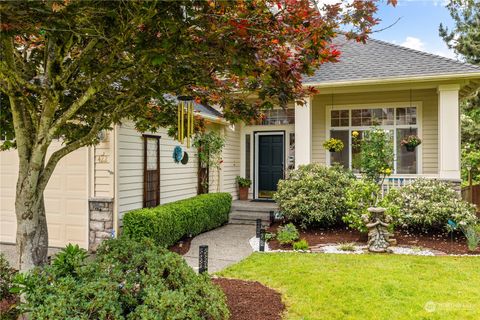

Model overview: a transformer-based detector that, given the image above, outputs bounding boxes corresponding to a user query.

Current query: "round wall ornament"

[173,146,183,163]
[181,152,189,165]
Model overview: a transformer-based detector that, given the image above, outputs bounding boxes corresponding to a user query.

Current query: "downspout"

[113,124,119,237]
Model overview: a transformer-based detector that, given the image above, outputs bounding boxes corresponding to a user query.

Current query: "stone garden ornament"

[363,207,396,253]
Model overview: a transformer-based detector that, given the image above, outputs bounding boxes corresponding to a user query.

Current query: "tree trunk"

[15,171,49,271]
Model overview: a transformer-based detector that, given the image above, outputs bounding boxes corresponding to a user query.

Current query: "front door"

[255,133,284,199]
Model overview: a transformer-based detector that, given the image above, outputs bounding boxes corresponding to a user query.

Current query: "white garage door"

[0,143,89,248]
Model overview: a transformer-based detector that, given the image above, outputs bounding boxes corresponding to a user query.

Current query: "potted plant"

[323,138,344,152]
[400,135,421,152]
[236,176,252,200]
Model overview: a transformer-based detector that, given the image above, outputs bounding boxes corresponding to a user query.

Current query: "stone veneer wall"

[89,198,114,251]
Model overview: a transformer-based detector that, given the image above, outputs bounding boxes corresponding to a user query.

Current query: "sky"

[372,0,456,59]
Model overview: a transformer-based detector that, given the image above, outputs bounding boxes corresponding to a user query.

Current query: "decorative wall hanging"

[173,145,183,163]
[177,96,195,148]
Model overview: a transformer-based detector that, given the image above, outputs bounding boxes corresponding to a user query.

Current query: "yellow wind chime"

[177,99,195,148]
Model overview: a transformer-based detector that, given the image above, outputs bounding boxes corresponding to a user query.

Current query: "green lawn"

[218,253,480,320]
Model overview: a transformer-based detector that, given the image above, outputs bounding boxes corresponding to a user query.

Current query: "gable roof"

[303,35,480,85]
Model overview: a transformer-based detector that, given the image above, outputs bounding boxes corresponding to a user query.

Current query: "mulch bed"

[213,278,284,320]
[168,236,192,255]
[267,222,480,255]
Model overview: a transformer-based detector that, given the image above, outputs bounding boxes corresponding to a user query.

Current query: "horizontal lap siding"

[222,125,241,199]
[117,122,199,220]
[312,89,438,174]
[94,137,112,198]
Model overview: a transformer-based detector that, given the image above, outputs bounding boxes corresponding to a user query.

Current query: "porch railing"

[380,177,417,198]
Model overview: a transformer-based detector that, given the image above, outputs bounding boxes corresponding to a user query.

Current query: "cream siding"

[117,121,199,219]
[93,134,113,198]
[312,89,438,174]
[221,125,241,198]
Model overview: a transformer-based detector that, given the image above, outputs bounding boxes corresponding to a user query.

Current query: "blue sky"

[373,0,456,59]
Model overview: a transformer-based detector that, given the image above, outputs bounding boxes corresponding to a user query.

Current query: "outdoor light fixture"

[198,245,208,274]
[256,219,262,238]
[259,229,266,252]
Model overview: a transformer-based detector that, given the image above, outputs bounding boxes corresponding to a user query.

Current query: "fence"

[462,185,480,213]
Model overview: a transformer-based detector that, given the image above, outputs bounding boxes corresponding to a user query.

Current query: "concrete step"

[228,217,270,225]
[231,203,278,213]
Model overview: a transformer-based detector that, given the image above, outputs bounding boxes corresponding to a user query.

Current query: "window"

[328,106,419,174]
[252,109,295,125]
[288,133,295,170]
[245,134,251,179]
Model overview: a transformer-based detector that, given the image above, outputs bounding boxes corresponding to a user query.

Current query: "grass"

[218,253,480,320]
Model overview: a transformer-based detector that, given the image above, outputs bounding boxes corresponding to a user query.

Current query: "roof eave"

[302,72,480,88]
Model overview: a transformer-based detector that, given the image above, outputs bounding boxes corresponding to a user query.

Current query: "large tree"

[0,0,394,270]
[440,0,480,184]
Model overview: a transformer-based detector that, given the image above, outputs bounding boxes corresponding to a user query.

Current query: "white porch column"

[437,84,461,180]
[295,96,313,168]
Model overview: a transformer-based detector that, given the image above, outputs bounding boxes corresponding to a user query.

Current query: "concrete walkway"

[183,224,256,273]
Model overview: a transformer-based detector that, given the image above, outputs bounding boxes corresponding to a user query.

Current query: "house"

[0,104,240,250]
[1,35,480,250]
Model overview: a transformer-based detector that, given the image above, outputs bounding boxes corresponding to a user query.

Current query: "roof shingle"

[303,35,480,84]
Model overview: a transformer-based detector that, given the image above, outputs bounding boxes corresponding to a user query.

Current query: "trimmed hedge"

[123,193,232,246]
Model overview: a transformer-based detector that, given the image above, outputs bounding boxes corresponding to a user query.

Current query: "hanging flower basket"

[323,138,344,153]
[400,135,421,152]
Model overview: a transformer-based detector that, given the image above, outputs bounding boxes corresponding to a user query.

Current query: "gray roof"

[303,35,480,84]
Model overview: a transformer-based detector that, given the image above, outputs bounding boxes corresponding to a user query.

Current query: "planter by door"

[238,187,249,200]
[405,145,416,152]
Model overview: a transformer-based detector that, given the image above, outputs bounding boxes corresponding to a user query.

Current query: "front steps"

[229,200,278,225]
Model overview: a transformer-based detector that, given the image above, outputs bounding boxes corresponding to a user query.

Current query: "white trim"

[294,97,312,167]
[324,101,423,175]
[254,131,285,200]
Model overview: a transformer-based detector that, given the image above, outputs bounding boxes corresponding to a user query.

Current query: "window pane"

[397,107,417,125]
[330,130,349,169]
[288,133,295,170]
[397,128,417,174]
[351,130,364,173]
[330,109,349,127]
[245,134,251,179]
[252,108,295,125]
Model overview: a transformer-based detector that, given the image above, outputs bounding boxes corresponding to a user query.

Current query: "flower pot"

[405,144,416,152]
[238,186,249,200]
[329,148,336,152]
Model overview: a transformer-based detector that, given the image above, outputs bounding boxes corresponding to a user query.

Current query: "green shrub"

[293,239,309,251]
[385,179,478,232]
[123,193,232,246]
[274,164,354,228]
[277,223,300,245]
[337,242,356,252]
[0,254,19,320]
[51,244,88,277]
[342,179,394,233]
[15,238,229,320]
[461,224,480,251]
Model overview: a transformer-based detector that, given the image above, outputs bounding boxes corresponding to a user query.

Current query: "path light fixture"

[256,219,262,238]
[259,229,266,252]
[199,245,208,274]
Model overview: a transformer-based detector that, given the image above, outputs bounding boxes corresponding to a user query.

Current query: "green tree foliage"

[440,0,480,184]
[0,0,394,269]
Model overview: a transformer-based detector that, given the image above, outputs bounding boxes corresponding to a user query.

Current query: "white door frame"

[254,131,285,200]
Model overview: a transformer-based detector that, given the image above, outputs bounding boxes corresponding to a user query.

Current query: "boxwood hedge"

[123,193,232,246]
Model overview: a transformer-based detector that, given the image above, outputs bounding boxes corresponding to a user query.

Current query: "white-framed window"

[326,102,422,175]
[250,108,295,126]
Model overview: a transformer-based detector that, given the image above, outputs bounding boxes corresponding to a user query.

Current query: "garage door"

[0,143,89,248]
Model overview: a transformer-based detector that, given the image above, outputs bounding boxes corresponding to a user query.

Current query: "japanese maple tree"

[0,0,395,269]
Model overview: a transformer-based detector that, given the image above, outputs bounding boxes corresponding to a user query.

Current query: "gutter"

[302,72,480,88]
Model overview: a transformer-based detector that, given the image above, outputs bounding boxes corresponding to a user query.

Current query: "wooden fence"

[462,185,480,213]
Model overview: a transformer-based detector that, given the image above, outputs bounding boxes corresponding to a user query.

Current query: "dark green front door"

[258,134,284,198]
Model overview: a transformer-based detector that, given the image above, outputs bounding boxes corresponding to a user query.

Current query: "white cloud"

[400,36,425,51]
[433,50,458,60]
